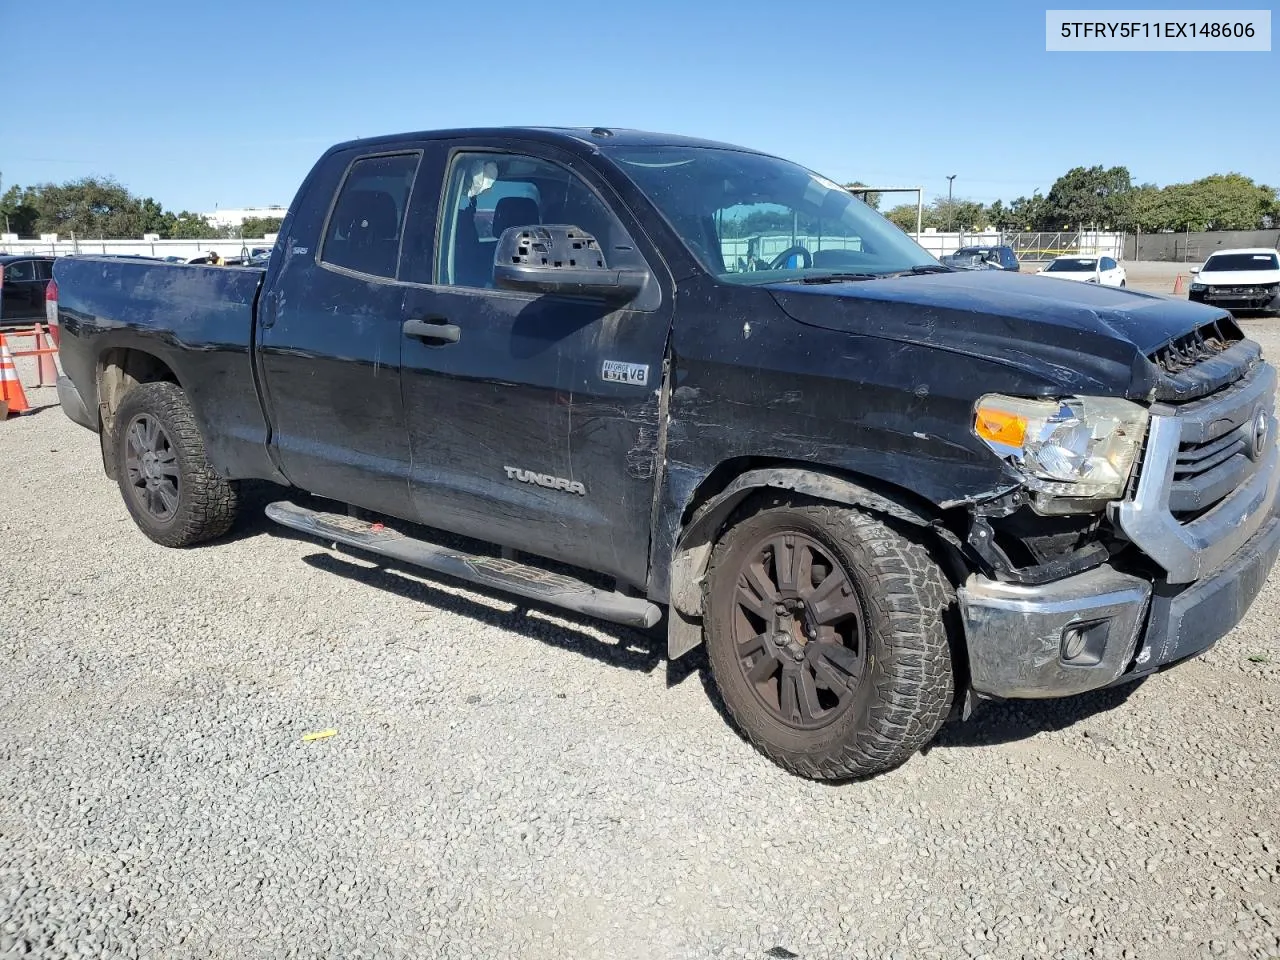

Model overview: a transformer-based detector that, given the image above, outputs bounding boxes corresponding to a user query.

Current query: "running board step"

[265,501,663,629]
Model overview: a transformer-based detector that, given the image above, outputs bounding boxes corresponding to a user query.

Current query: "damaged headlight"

[974,394,1150,508]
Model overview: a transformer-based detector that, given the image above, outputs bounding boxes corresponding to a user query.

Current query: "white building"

[202,206,289,227]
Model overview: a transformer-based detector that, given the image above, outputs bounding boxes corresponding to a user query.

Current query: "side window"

[1101,256,1116,270]
[436,151,641,289]
[4,261,36,283]
[34,260,53,281]
[320,152,420,279]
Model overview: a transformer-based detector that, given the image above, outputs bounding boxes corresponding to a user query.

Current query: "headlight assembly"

[974,394,1150,510]
[1190,282,1206,292]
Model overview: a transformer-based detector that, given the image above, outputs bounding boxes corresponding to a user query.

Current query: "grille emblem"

[1250,408,1270,460]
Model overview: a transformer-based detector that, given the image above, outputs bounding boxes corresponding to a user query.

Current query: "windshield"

[1203,252,1280,272]
[1045,258,1097,272]
[601,145,939,283]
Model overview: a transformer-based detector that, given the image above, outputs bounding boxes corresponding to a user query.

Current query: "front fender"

[665,466,939,659]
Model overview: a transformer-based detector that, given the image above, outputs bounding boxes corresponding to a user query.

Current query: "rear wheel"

[704,497,955,780]
[113,381,240,547]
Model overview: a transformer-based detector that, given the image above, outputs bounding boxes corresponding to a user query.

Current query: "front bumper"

[1189,287,1280,314]
[958,514,1280,698]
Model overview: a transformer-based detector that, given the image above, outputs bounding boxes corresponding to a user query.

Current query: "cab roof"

[326,126,771,156]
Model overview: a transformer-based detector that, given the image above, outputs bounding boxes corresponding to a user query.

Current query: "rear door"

[397,139,674,587]
[256,149,422,518]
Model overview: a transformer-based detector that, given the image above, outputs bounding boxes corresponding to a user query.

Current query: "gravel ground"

[1,322,1279,960]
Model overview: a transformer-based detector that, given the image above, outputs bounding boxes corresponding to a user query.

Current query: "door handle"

[403,317,461,345]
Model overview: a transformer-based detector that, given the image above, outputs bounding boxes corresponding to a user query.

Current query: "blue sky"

[1,0,1275,214]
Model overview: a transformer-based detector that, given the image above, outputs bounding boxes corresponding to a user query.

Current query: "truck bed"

[53,256,273,480]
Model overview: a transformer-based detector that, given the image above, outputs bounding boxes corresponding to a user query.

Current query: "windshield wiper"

[792,272,878,284]
[899,263,953,275]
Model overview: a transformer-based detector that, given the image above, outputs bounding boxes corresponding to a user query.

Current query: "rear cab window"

[319,152,422,280]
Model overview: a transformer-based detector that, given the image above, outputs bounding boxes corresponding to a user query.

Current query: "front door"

[399,142,673,588]
[257,149,422,518]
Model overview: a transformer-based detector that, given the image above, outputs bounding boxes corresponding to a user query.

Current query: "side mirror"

[493,225,648,301]
[1190,266,1200,275]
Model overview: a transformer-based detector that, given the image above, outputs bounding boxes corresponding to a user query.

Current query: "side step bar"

[265,501,663,629]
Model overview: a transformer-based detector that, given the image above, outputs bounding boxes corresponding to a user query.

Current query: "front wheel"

[113,381,240,547]
[703,498,955,780]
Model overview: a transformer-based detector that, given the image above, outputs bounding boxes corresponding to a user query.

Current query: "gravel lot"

[2,320,1279,960]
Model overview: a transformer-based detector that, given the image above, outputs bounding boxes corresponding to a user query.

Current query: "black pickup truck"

[52,127,1280,781]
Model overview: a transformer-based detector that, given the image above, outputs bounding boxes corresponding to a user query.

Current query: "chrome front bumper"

[960,357,1279,700]
[959,514,1280,699]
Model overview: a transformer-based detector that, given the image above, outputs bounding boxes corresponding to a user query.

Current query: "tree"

[29,176,151,238]
[1183,174,1275,230]
[169,211,219,239]
[884,203,923,232]
[987,199,1013,230]
[1043,165,1133,229]
[929,196,987,231]
[1008,193,1051,230]
[844,182,881,211]
[238,216,285,238]
[1,182,39,236]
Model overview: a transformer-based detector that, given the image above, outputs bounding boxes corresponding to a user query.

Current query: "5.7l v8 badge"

[601,360,649,386]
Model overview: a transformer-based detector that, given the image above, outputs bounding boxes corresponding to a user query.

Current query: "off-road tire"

[704,496,955,780]
[113,381,240,547]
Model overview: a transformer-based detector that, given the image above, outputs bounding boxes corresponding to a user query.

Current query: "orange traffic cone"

[1173,274,1185,295]
[0,338,31,417]
[33,323,59,387]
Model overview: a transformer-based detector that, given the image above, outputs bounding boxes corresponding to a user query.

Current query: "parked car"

[941,245,1021,272]
[0,254,55,326]
[50,126,1280,781]
[1036,255,1126,287]
[1188,248,1280,317]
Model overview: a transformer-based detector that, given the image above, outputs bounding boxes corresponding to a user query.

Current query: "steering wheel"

[769,245,812,270]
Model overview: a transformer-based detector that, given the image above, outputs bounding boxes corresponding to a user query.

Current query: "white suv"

[1036,255,1127,287]
[1189,248,1280,317]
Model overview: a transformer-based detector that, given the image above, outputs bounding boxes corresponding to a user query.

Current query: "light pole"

[946,175,957,234]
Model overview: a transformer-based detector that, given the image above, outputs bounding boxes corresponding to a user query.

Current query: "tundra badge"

[504,466,586,496]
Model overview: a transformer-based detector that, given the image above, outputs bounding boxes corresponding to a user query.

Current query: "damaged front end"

[957,489,1155,699]
[955,324,1280,701]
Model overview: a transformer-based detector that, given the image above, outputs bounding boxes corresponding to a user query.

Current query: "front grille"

[1158,356,1273,522]
[1206,285,1277,298]
[1118,329,1277,583]
[1170,424,1252,519]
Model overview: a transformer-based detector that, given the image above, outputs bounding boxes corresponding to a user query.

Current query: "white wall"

[3,230,1126,264]
[0,237,277,259]
[202,207,289,227]
[911,230,1126,260]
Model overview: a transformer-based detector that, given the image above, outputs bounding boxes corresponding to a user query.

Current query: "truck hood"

[766,269,1232,398]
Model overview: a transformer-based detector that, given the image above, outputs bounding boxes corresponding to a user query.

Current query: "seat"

[490,196,541,241]
[330,189,401,276]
